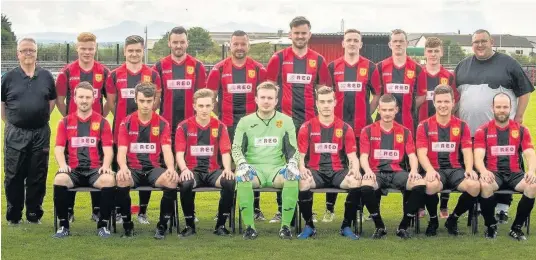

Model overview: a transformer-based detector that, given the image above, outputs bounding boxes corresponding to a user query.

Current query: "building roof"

[421,34,533,48]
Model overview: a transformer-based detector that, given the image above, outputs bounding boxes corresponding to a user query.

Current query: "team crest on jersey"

[248,70,256,78]
[276,120,283,128]
[440,77,448,85]
[406,70,415,79]
[335,129,343,138]
[452,127,460,137]
[359,68,367,77]
[187,66,194,75]
[396,134,404,143]
[91,122,100,131]
[95,74,103,82]
[152,127,159,136]
[308,59,316,68]
[143,75,151,82]
[212,128,219,137]
[511,130,519,139]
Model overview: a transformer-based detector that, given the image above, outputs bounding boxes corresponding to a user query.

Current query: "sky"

[2,0,535,36]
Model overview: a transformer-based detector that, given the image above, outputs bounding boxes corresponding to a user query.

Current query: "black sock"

[362,186,384,228]
[277,191,282,213]
[98,187,115,228]
[512,195,535,228]
[254,191,261,211]
[399,185,426,230]
[216,179,236,228]
[116,187,132,229]
[179,180,195,229]
[54,185,70,229]
[139,191,151,215]
[425,194,439,220]
[91,191,101,215]
[440,193,450,209]
[453,192,476,217]
[298,190,315,228]
[479,195,498,227]
[67,191,76,214]
[326,193,337,213]
[341,188,361,229]
[158,189,177,229]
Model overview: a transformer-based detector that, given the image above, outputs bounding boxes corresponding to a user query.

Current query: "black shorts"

[438,168,466,190]
[63,168,101,188]
[131,168,166,188]
[494,171,525,190]
[193,169,223,188]
[311,169,348,188]
[375,171,410,191]
[355,137,360,155]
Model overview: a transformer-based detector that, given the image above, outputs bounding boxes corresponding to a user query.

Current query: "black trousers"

[4,123,50,222]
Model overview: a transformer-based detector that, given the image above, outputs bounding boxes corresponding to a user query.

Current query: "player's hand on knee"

[180,169,194,182]
[222,168,235,180]
[236,163,255,182]
[464,170,478,181]
[363,170,375,182]
[348,169,361,180]
[117,168,131,182]
[425,170,440,182]
[98,166,112,175]
[300,167,312,180]
[480,169,494,184]
[409,171,422,182]
[165,168,179,183]
[524,170,536,184]
[58,165,71,174]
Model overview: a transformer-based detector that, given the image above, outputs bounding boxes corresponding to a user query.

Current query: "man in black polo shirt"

[1,38,57,224]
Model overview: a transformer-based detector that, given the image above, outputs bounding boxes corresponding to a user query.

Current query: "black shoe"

[425,221,439,237]
[484,225,498,239]
[53,226,70,238]
[254,209,266,221]
[178,226,196,238]
[154,226,166,240]
[396,229,411,239]
[496,211,509,224]
[243,226,258,240]
[279,225,292,239]
[371,228,387,239]
[7,220,21,225]
[213,225,231,236]
[509,226,527,241]
[444,216,459,236]
[121,228,134,238]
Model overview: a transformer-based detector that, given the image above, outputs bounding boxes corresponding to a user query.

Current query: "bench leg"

[526,216,530,236]
[53,203,58,232]
[175,198,180,234]
[112,208,117,233]
[359,206,363,235]
[471,201,479,235]
[414,214,420,234]
[238,206,243,234]
[230,191,236,234]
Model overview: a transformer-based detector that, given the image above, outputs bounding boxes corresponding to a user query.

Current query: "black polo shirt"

[1,66,57,129]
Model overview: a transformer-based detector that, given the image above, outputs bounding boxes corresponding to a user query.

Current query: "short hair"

[315,85,334,99]
[77,32,97,43]
[425,37,442,48]
[256,81,279,96]
[433,84,454,101]
[193,88,216,103]
[134,82,156,98]
[379,94,398,105]
[74,81,94,96]
[344,29,361,36]
[473,29,491,38]
[289,16,311,29]
[492,92,512,107]
[169,26,188,40]
[17,37,37,49]
[390,29,407,41]
[125,35,144,47]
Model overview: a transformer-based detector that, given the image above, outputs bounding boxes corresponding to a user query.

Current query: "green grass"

[2,93,536,260]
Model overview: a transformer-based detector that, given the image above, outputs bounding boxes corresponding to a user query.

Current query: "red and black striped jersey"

[328,56,381,136]
[416,116,472,170]
[55,60,110,115]
[417,66,458,122]
[360,121,415,172]
[153,55,206,135]
[206,57,267,128]
[56,111,113,171]
[175,116,231,173]
[117,111,171,171]
[474,119,533,173]
[298,117,356,171]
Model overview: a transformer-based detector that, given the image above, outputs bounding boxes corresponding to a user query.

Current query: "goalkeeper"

[232,81,300,240]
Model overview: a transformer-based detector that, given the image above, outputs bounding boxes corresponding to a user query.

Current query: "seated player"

[359,94,426,239]
[53,82,115,238]
[416,85,480,236]
[175,89,236,237]
[232,82,300,240]
[115,82,179,239]
[476,93,536,240]
[296,86,362,240]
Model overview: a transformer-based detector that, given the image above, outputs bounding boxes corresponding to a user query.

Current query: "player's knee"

[220,177,235,192]
[524,183,536,198]
[479,182,494,198]
[179,179,195,192]
[54,173,71,186]
[98,174,116,188]
[465,180,481,197]
[299,178,310,191]
[346,178,359,189]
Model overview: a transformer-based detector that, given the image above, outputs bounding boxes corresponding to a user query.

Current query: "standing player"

[266,16,331,223]
[359,94,426,239]
[52,82,115,238]
[206,30,267,221]
[376,29,426,133]
[416,85,480,236]
[232,82,300,239]
[55,32,111,222]
[106,35,161,225]
[327,28,381,222]
[175,89,236,237]
[115,82,178,238]
[296,86,362,240]
[476,93,536,240]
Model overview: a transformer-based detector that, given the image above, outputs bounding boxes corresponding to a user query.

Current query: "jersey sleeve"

[160,121,171,145]
[415,123,428,149]
[509,60,535,97]
[206,65,221,91]
[369,65,381,95]
[416,65,427,96]
[460,122,472,149]
[449,74,460,103]
[282,117,300,162]
[55,119,67,147]
[152,61,164,89]
[258,65,267,83]
[405,129,416,154]
[106,71,116,95]
[266,54,281,82]
[196,62,207,89]
[175,123,187,152]
[231,118,248,165]
[55,68,68,97]
[297,123,309,154]
[521,126,534,151]
[344,126,357,154]
[1,72,9,102]
[359,128,370,155]
[117,121,129,147]
[152,71,162,92]
[473,126,486,149]
[318,56,332,86]
[219,124,232,154]
[101,120,113,147]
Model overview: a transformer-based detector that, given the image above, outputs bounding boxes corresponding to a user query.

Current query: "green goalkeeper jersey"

[232,111,299,168]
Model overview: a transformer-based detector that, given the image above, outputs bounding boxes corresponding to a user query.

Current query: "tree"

[441,40,466,65]
[1,13,17,46]
[510,53,531,65]
[187,27,213,56]
[249,43,275,64]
